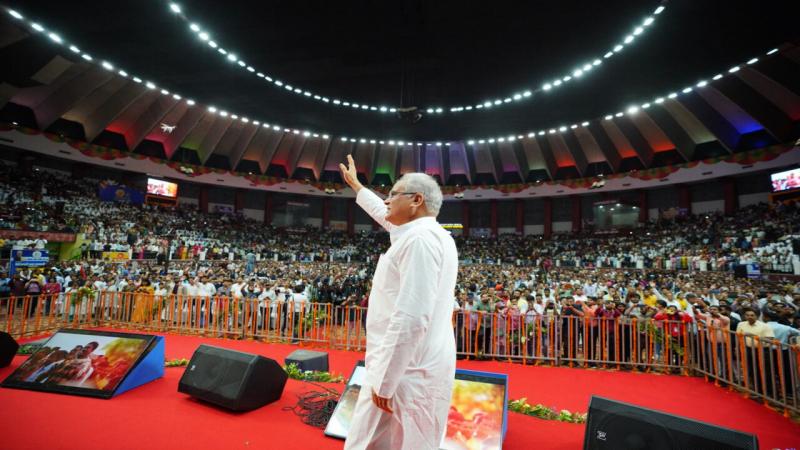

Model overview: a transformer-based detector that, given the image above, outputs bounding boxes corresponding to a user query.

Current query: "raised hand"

[339,154,363,192]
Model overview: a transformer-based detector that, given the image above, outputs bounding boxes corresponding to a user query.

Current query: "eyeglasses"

[387,190,419,199]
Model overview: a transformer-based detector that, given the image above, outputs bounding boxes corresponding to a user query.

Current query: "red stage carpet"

[1,330,798,450]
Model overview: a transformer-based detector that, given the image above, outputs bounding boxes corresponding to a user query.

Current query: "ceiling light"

[132,77,142,83]
[172,94,181,100]
[682,87,692,93]
[170,3,182,13]
[641,102,651,108]
[467,140,475,145]
[615,112,623,117]
[369,139,375,143]
[624,35,634,44]
[654,6,665,14]
[226,53,237,62]
[604,115,613,120]
[654,97,664,103]
[746,57,758,65]
[696,80,708,87]
[593,59,601,66]
[241,117,248,122]
[146,81,156,89]
[217,48,226,55]
[581,121,589,126]
[435,107,443,113]
[570,124,577,129]
[187,99,195,105]
[8,9,23,19]
[538,131,545,136]
[488,138,496,143]
[633,27,644,36]
[273,125,280,131]
[667,92,677,98]
[359,138,365,143]
[563,75,572,82]
[523,91,532,97]
[478,139,485,143]
[604,52,614,58]
[573,69,583,77]
[553,80,562,87]
[198,32,209,41]
[583,64,592,71]
[220,111,228,117]
[613,44,623,52]
[728,66,740,73]
[388,140,395,145]
[503,98,512,103]
[69,45,80,53]
[498,137,505,142]
[526,133,535,138]
[493,100,502,105]
[118,70,128,77]
[712,74,723,80]
[643,17,654,26]
[766,48,778,55]
[31,23,44,32]
[340,137,348,142]
[47,32,62,43]
[160,89,169,95]
[627,106,639,114]
[323,134,330,139]
[543,83,552,91]
[208,41,218,48]
[189,23,200,32]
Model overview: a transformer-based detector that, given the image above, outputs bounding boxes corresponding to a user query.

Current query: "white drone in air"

[160,123,177,134]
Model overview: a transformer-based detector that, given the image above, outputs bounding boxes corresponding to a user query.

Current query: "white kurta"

[344,188,458,450]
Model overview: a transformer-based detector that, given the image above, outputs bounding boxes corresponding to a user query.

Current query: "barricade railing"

[2,293,798,414]
[690,322,799,417]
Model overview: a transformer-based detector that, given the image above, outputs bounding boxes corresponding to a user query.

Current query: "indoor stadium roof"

[0,0,798,185]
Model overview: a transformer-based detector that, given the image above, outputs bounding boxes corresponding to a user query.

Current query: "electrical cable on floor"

[283,381,341,428]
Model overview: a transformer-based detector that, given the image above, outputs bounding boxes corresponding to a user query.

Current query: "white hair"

[396,173,443,216]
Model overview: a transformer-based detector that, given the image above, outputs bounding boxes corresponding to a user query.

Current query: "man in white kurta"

[340,156,458,450]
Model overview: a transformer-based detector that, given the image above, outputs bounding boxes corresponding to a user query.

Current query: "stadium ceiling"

[0,0,798,186]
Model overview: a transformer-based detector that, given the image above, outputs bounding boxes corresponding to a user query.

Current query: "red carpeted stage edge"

[1,330,798,450]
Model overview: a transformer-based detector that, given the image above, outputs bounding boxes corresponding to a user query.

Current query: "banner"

[98,183,144,205]
[101,251,129,261]
[0,230,76,242]
[9,249,49,275]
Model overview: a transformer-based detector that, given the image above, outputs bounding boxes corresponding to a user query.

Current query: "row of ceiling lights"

[166,1,667,117]
[4,7,780,148]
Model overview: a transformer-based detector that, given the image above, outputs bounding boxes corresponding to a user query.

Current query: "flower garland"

[165,358,190,367]
[509,398,587,423]
[283,363,345,383]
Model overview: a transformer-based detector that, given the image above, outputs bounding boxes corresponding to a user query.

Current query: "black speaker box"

[285,349,329,372]
[0,332,19,368]
[584,396,758,450]
[178,345,287,411]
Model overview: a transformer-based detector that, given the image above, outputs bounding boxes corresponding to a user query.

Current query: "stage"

[1,330,798,450]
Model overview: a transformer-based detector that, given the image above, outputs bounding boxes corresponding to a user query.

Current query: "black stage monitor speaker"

[285,349,329,372]
[178,345,287,411]
[0,332,19,368]
[583,396,758,450]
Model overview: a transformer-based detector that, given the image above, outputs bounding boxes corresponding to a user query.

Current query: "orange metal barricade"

[3,292,798,415]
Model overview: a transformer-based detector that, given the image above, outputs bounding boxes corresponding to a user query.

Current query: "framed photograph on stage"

[443,369,508,450]
[324,363,509,450]
[2,329,157,399]
[324,360,365,439]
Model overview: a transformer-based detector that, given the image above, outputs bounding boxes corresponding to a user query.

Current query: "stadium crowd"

[1,165,800,350]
